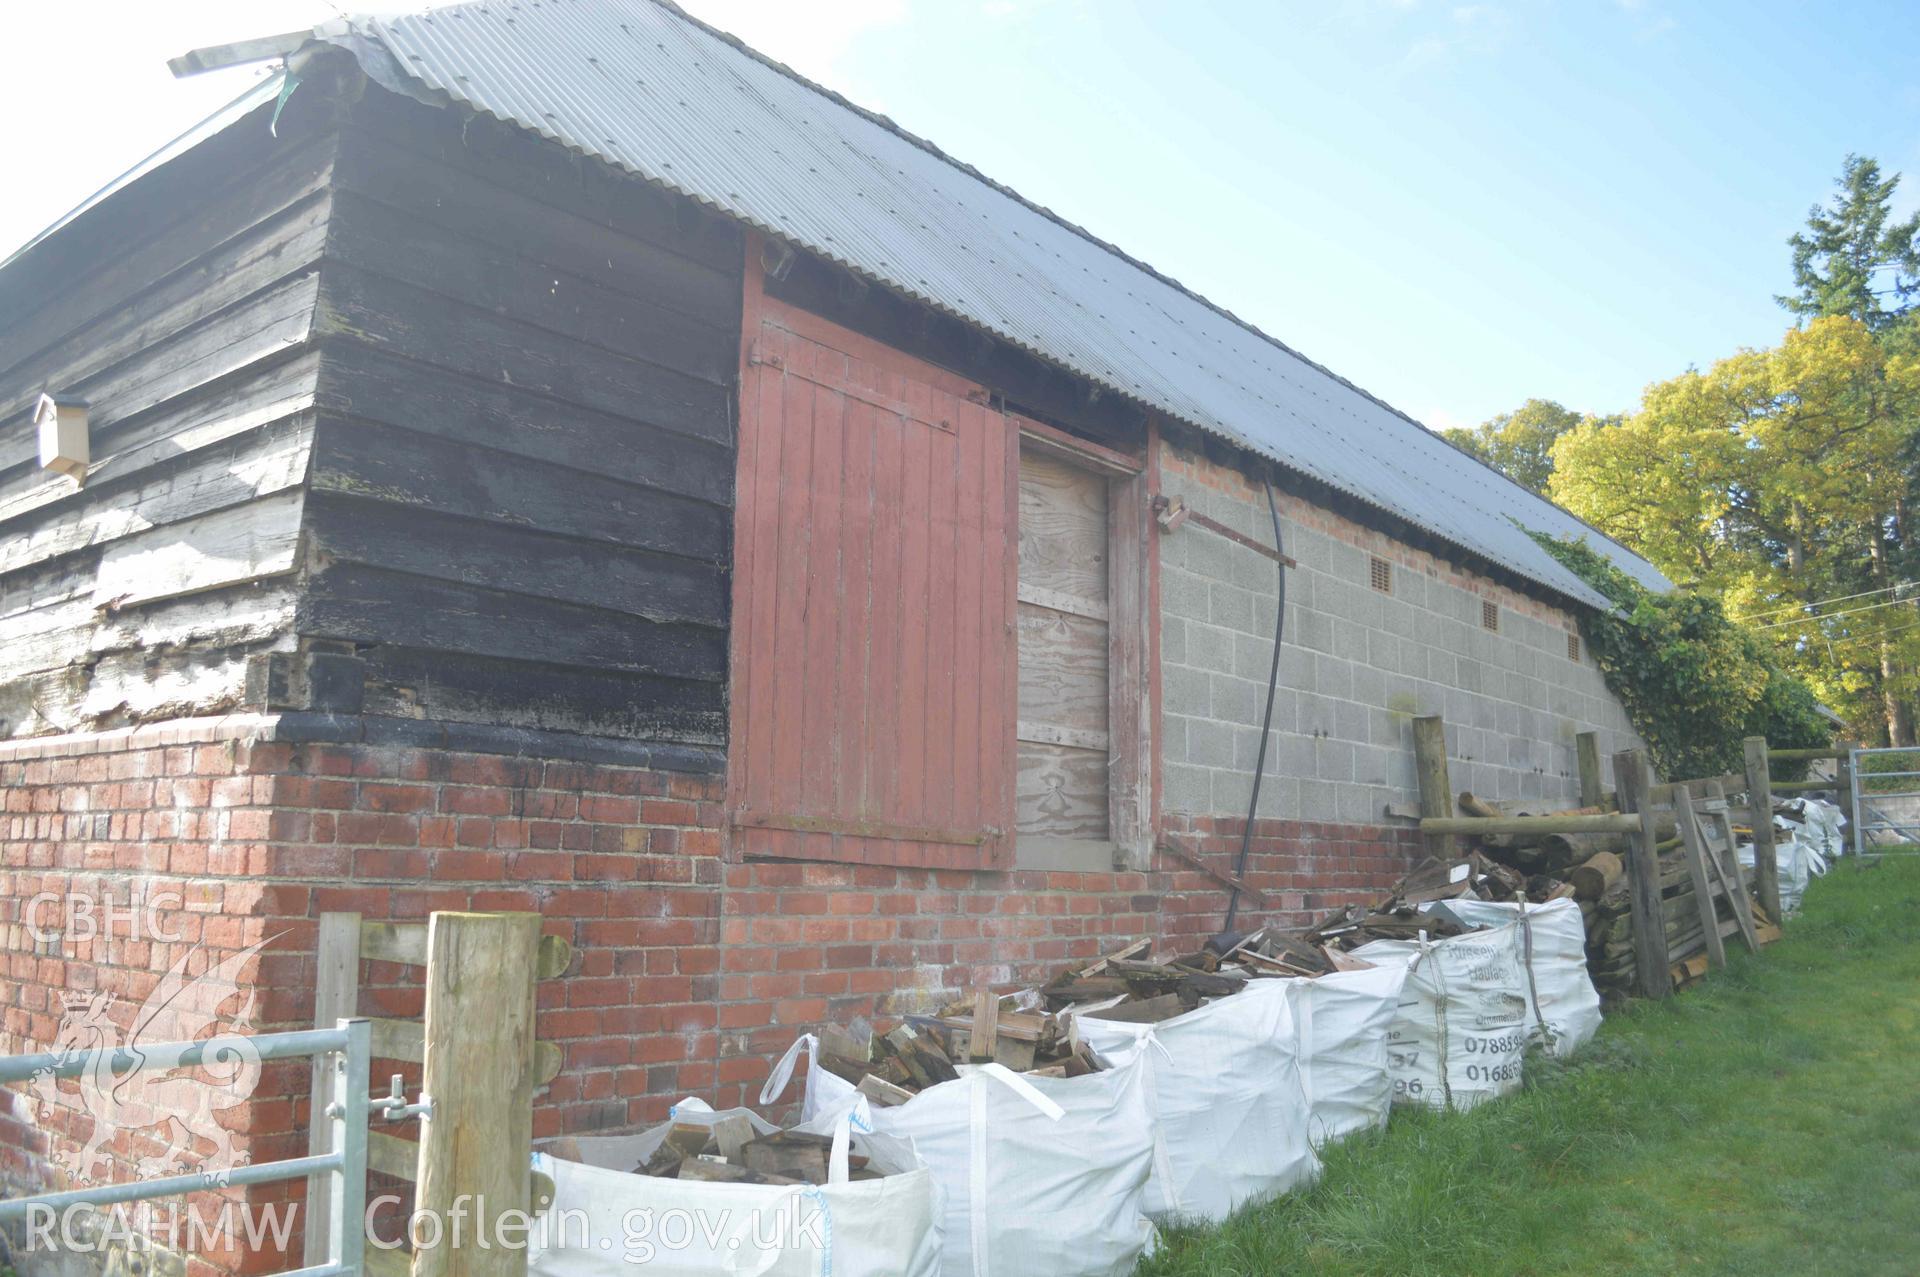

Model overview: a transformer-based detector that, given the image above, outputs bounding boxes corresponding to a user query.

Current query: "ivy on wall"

[1531,533,1830,780]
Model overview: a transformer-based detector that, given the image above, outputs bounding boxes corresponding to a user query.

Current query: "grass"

[1141,856,1920,1277]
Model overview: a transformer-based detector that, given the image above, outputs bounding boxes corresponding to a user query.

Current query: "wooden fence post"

[1742,736,1780,922]
[1613,749,1670,1000]
[1576,731,1605,811]
[1834,740,1858,847]
[306,912,362,1268]
[415,911,542,1277]
[1413,716,1456,860]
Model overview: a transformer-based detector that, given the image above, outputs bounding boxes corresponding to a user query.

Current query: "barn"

[0,0,1661,1209]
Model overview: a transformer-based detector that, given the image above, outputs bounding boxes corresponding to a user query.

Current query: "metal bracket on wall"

[1150,494,1297,567]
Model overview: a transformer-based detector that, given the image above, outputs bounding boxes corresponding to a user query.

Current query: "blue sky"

[7,0,1917,431]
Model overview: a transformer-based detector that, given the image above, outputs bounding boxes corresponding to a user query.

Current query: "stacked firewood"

[807,937,1311,1103]
[803,853,1583,1096]
[627,1122,886,1185]
[1430,791,1647,993]
[807,991,1101,1107]
[1581,843,1774,1000]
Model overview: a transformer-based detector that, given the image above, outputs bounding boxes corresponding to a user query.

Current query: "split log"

[857,1074,914,1108]
[678,1158,802,1186]
[1569,852,1624,901]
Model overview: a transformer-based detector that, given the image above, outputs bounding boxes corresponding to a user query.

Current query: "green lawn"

[1142,856,1920,1277]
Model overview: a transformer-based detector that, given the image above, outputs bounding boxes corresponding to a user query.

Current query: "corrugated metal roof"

[314,0,1667,609]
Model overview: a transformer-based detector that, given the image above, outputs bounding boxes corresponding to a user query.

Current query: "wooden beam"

[361,921,571,979]
[1648,772,1748,806]
[1835,742,1858,834]
[169,30,310,78]
[1413,716,1456,860]
[369,1016,425,1064]
[414,912,541,1277]
[1743,736,1780,922]
[1614,749,1670,1000]
[734,810,993,847]
[1108,465,1154,870]
[1576,731,1605,810]
[1017,415,1144,476]
[969,988,999,1062]
[1764,746,1847,761]
[359,920,428,967]
[1155,837,1272,907]
[368,1130,421,1183]
[1703,786,1762,953]
[1676,800,1728,971]
[1419,813,1640,836]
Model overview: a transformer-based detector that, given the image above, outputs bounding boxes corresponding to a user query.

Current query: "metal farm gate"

[1848,746,1920,858]
[0,910,566,1277]
[0,1019,377,1277]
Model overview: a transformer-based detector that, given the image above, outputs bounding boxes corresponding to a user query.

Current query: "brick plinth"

[1,716,1422,1275]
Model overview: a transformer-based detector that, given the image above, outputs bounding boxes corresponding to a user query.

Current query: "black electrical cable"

[1224,478,1286,933]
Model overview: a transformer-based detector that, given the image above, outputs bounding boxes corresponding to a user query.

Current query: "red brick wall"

[1158,812,1425,941]
[0,720,312,1277]
[1,717,1420,1273]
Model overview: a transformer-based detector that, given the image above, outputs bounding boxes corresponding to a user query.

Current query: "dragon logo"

[30,938,276,1183]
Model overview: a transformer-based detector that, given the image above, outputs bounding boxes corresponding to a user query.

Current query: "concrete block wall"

[1158,442,1641,826]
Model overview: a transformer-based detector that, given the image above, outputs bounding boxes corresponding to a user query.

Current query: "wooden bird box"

[35,393,88,483]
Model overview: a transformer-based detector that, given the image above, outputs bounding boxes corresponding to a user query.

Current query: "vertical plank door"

[730,308,1018,868]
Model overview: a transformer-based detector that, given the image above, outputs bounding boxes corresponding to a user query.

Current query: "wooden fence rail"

[1408,722,1821,1000]
[1418,813,1640,837]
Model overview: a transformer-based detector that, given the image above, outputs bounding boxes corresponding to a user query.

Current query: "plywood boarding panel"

[1016,444,1110,841]
[1016,741,1109,840]
[729,296,1017,869]
[1017,450,1108,608]
[1016,609,1108,740]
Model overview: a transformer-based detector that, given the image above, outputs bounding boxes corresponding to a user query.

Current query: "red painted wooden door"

[729,303,1018,869]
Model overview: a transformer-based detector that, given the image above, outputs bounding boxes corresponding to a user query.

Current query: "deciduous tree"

[1441,398,1590,495]
[1549,317,1920,743]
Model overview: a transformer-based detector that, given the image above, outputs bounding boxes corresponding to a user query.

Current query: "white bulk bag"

[1284,963,1407,1146]
[1421,897,1602,1058]
[1782,797,1847,858]
[764,1043,1159,1277]
[1078,981,1320,1224]
[1743,831,1814,913]
[1352,925,1531,1111]
[529,1099,941,1277]
[761,1033,861,1127]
